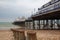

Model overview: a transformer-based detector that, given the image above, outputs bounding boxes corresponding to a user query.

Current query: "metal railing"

[32,1,60,17]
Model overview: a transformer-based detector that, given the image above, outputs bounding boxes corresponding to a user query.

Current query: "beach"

[0,22,60,40]
[0,30,14,40]
[0,22,23,40]
[0,22,14,40]
[0,29,60,40]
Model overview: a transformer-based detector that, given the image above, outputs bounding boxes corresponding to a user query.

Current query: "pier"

[11,0,60,40]
[26,0,60,30]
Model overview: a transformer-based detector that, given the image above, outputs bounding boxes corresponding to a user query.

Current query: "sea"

[0,22,20,30]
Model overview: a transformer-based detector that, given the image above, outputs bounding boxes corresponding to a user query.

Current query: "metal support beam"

[33,20,35,29]
[27,21,30,29]
[50,20,53,29]
[54,20,55,29]
[43,20,45,29]
[46,20,48,26]
[28,21,31,29]
[57,19,60,29]
[38,20,40,29]
[46,20,48,29]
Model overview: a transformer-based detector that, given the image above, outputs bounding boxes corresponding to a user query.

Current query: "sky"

[0,0,51,22]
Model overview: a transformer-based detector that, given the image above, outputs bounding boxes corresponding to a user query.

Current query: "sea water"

[0,22,20,30]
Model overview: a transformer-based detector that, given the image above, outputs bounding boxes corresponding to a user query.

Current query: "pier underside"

[30,10,60,30]
[32,10,60,20]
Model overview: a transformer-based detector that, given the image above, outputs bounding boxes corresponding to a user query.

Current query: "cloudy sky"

[0,0,51,22]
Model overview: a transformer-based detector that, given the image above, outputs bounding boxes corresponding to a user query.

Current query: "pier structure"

[11,0,60,40]
[25,0,60,30]
[25,17,33,29]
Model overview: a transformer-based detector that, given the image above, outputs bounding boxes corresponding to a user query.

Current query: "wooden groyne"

[11,28,25,40]
[11,28,60,40]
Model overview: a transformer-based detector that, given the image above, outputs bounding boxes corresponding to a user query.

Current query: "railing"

[32,1,60,17]
[38,0,60,10]
[39,1,60,14]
